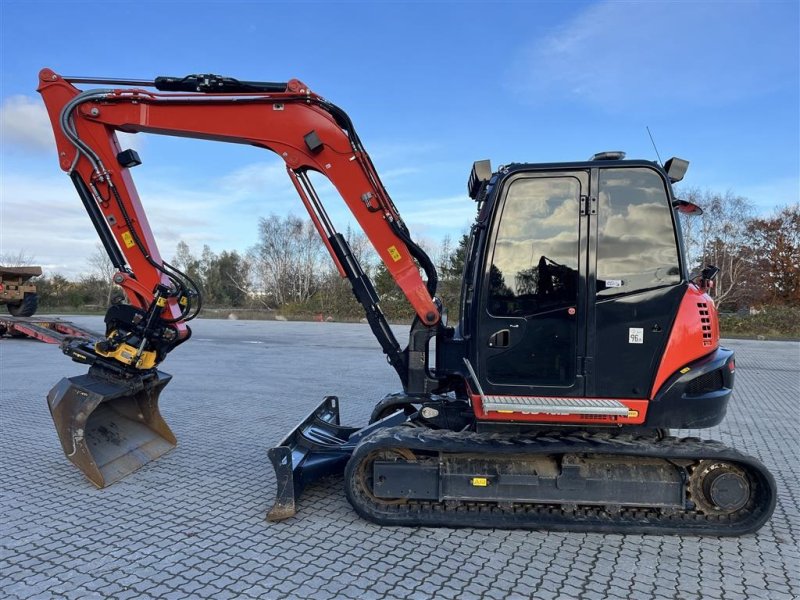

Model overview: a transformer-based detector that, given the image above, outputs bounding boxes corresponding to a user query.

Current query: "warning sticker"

[628,327,644,344]
[387,245,402,262]
[121,231,135,248]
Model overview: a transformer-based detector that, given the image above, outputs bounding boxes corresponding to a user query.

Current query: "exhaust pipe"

[47,366,175,487]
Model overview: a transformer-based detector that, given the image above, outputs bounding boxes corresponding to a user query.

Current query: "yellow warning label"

[180,296,188,306]
[627,409,640,418]
[121,231,135,248]
[156,297,167,307]
[387,245,402,262]
[680,367,691,374]
[471,477,488,487]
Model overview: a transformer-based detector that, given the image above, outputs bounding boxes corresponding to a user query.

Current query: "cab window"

[488,177,581,316]
[596,168,680,297]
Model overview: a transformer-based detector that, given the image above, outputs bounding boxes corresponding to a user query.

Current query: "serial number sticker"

[628,327,644,344]
[387,245,402,262]
[605,279,624,288]
[121,231,135,248]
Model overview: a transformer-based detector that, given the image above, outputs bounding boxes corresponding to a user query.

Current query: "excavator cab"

[464,156,685,409]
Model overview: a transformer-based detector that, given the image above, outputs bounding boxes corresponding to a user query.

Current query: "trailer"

[0,316,100,344]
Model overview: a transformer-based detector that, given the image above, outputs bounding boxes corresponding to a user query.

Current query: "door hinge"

[582,356,594,376]
[580,195,597,216]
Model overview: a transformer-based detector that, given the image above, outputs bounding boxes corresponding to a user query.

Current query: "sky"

[1,0,798,278]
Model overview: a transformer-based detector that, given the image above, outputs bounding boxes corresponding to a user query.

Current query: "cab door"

[475,171,589,397]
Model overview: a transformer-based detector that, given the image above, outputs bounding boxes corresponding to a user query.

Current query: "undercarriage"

[267,396,776,536]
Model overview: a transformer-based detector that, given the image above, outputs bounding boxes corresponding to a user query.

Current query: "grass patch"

[720,306,800,340]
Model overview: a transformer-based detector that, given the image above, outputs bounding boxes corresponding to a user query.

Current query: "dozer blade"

[266,396,409,521]
[46,367,175,488]
[267,396,358,521]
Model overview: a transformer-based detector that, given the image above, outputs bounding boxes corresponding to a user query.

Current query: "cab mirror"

[672,199,703,215]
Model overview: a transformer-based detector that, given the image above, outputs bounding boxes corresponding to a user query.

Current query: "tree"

[34,273,85,308]
[249,214,326,307]
[170,242,253,307]
[172,241,204,287]
[0,250,36,267]
[313,226,374,317]
[679,189,754,310]
[436,233,469,319]
[173,241,201,279]
[204,249,252,307]
[745,204,800,306]
[86,243,119,306]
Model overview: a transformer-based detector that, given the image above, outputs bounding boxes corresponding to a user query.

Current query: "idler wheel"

[353,448,417,506]
[690,460,751,515]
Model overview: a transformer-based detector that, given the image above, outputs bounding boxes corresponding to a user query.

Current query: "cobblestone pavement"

[1,317,798,600]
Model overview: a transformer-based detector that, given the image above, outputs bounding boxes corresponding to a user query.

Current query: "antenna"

[646,126,664,167]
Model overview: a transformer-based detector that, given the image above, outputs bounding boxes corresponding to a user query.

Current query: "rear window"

[596,168,680,297]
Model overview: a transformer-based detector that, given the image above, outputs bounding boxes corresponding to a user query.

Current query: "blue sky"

[1,0,798,277]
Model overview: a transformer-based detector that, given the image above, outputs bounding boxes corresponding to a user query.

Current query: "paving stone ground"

[1,316,798,600]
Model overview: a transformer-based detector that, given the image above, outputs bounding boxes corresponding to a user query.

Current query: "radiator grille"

[685,369,724,395]
[697,302,713,346]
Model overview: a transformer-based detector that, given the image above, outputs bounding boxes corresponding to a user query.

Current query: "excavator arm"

[37,68,442,493]
[37,68,439,378]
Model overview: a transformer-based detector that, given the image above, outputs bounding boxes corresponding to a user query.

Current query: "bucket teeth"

[47,367,175,487]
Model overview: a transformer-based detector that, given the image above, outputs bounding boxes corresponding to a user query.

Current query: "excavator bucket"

[46,368,175,488]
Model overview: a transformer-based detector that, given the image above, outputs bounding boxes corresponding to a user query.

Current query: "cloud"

[378,166,421,182]
[218,160,289,198]
[509,2,796,112]
[0,94,142,155]
[1,96,55,152]
[1,135,471,279]
[395,194,476,234]
[0,169,251,278]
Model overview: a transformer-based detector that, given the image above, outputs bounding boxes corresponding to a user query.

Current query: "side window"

[488,177,580,316]
[596,168,680,297]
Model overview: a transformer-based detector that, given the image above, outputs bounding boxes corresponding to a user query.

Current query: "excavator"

[37,68,776,535]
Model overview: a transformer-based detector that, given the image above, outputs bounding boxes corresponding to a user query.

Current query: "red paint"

[37,68,439,330]
[649,285,719,398]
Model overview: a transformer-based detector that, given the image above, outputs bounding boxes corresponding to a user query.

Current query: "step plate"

[483,397,629,416]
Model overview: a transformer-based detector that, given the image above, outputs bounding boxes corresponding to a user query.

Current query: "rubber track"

[343,427,777,536]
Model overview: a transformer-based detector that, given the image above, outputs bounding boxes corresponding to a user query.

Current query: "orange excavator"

[38,69,775,535]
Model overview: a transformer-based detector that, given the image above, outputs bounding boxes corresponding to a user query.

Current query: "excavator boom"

[38,69,439,329]
[37,68,440,492]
